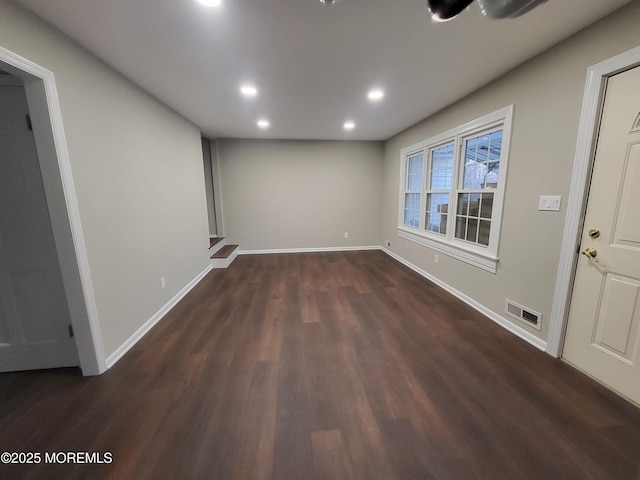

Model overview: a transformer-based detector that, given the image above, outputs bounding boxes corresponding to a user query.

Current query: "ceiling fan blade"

[477,0,548,19]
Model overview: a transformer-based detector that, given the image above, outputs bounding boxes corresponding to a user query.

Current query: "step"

[210,244,239,269]
[208,237,225,256]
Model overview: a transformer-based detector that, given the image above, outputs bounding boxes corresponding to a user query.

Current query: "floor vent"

[505,300,541,330]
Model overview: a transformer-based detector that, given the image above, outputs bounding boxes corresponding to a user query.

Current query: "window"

[403,152,423,228]
[397,106,513,273]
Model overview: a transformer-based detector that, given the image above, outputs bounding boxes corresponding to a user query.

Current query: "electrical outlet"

[385,239,391,248]
[161,277,166,289]
[434,254,439,264]
[344,232,349,239]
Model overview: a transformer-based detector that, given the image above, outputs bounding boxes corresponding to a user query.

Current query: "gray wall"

[217,139,384,251]
[0,1,210,358]
[382,1,640,343]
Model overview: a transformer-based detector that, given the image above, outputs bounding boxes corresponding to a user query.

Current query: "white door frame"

[547,45,640,358]
[0,48,106,375]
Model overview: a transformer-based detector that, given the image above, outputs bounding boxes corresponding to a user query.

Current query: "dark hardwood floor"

[1,250,639,480]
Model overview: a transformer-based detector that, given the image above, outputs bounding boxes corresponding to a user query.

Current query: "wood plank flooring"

[1,250,639,480]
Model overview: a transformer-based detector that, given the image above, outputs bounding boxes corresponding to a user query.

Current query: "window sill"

[396,227,498,274]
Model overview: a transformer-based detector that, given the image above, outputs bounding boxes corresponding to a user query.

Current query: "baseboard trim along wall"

[238,245,381,255]
[244,245,548,351]
[381,247,548,352]
[106,246,546,369]
[105,265,213,368]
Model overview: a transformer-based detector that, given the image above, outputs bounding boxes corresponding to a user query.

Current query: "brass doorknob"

[582,248,598,261]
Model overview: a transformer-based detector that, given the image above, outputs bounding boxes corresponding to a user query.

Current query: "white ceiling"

[17,0,634,140]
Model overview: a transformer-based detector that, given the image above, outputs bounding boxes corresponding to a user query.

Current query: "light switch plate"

[539,195,562,212]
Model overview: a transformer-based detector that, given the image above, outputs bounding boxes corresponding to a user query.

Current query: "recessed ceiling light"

[240,85,258,97]
[368,89,385,101]
[344,121,355,131]
[257,119,270,129]
[197,0,222,6]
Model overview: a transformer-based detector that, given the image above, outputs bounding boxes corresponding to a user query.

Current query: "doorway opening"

[0,48,105,375]
[0,71,80,371]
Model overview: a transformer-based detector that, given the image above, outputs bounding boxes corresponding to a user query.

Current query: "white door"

[563,65,640,405]
[0,81,79,372]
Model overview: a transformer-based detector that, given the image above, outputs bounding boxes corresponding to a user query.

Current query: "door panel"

[563,65,640,405]
[0,82,79,372]
[592,274,640,362]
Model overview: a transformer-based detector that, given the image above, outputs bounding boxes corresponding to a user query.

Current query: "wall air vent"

[505,299,541,330]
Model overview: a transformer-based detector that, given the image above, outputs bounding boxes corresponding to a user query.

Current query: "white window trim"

[397,105,514,274]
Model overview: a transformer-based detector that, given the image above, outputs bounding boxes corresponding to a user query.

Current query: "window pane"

[455,217,467,240]
[468,193,481,217]
[476,135,489,162]
[484,162,499,189]
[479,220,491,245]
[426,193,449,234]
[480,193,494,219]
[463,129,503,189]
[407,153,424,191]
[463,162,486,189]
[430,144,454,190]
[466,137,477,161]
[427,193,449,213]
[404,209,419,227]
[488,130,503,160]
[404,193,420,227]
[425,213,447,235]
[457,193,470,215]
[467,218,478,242]
[405,193,420,209]
[456,193,489,246]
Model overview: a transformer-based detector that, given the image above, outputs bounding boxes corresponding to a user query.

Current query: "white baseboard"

[105,265,213,368]
[105,247,546,369]
[238,245,381,255]
[381,247,548,352]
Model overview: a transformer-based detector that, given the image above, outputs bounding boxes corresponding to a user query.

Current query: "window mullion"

[420,148,428,230]
[404,158,409,191]
[445,135,461,241]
